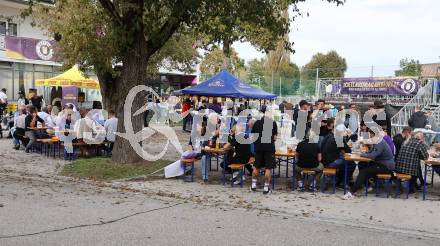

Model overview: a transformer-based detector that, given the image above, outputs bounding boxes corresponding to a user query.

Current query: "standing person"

[104,110,118,154]
[208,98,222,114]
[24,106,45,153]
[395,131,429,193]
[408,107,428,129]
[292,100,310,137]
[316,99,329,147]
[372,100,392,135]
[250,105,278,194]
[279,100,286,114]
[16,90,29,107]
[181,98,191,132]
[30,89,44,112]
[343,129,395,199]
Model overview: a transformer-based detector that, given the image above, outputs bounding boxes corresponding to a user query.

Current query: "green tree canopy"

[395,58,422,76]
[200,47,244,75]
[26,0,344,163]
[300,50,347,95]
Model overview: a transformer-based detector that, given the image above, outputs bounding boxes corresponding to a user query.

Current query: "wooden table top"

[28,127,52,131]
[203,147,231,154]
[275,151,295,157]
[425,158,440,166]
[344,153,372,162]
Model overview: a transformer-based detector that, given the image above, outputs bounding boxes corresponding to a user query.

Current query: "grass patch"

[61,157,171,182]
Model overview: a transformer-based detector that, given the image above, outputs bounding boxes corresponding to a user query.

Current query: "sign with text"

[339,77,419,95]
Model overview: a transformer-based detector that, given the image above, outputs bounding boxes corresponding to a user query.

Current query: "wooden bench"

[395,173,412,199]
[228,163,246,187]
[181,159,195,182]
[322,168,337,194]
[376,173,392,198]
[301,168,318,192]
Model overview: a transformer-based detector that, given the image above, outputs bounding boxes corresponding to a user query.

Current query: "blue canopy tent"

[180,70,276,100]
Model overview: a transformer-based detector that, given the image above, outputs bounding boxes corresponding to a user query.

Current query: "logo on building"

[36,40,53,60]
[400,79,417,94]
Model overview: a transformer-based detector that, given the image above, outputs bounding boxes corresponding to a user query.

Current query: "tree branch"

[147,1,192,56]
[98,0,123,25]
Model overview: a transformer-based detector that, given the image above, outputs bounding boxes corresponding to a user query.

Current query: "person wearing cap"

[17,90,29,107]
[250,105,278,194]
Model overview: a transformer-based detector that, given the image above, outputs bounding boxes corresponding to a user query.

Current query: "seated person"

[187,115,211,181]
[395,131,429,193]
[222,123,252,185]
[344,128,395,199]
[73,108,99,157]
[321,123,356,188]
[12,106,27,150]
[295,131,323,188]
[24,106,45,153]
[37,106,55,128]
[104,110,118,154]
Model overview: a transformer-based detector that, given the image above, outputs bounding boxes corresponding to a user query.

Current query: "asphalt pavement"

[0,175,438,246]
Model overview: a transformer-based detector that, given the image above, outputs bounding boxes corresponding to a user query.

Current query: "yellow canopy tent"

[35,66,100,89]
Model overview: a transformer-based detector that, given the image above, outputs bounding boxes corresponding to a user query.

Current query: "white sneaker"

[232,171,239,179]
[251,180,257,191]
[263,185,272,195]
[234,175,246,185]
[343,192,354,200]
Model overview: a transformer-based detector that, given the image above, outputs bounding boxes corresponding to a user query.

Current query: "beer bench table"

[203,147,231,185]
[343,153,372,194]
[423,158,440,200]
[275,150,296,190]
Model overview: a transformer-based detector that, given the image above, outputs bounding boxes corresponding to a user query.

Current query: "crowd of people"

[0,88,118,157]
[183,96,440,198]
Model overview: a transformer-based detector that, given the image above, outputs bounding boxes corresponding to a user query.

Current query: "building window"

[0,21,6,35]
[8,23,17,36]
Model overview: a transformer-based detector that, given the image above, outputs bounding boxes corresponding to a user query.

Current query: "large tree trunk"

[98,67,122,113]
[222,38,231,70]
[110,34,150,164]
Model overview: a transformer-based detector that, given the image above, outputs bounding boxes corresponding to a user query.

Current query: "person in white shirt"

[104,110,118,154]
[0,88,7,104]
[16,90,29,107]
[11,106,27,150]
[0,88,8,116]
[37,106,55,128]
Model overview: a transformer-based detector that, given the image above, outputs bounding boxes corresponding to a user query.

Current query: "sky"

[232,0,440,77]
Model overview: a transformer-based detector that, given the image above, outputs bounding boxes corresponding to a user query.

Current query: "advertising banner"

[1,36,55,61]
[61,86,78,107]
[339,77,419,95]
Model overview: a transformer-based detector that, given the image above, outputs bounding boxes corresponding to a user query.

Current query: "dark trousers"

[351,162,391,193]
[182,114,192,132]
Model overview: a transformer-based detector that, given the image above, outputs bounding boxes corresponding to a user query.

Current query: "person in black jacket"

[393,126,412,157]
[24,106,45,153]
[321,124,356,187]
[408,108,428,129]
